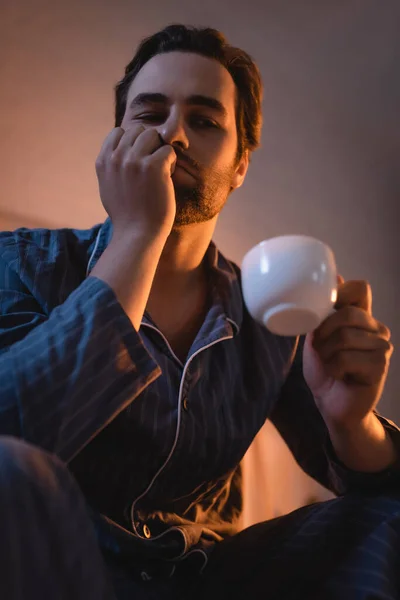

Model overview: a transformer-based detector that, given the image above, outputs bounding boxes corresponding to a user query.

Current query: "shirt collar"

[205,241,243,334]
[87,218,243,334]
[86,217,113,278]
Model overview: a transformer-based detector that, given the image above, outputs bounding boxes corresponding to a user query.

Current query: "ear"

[231,149,249,190]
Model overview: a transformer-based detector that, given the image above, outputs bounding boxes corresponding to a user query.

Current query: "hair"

[114,24,263,162]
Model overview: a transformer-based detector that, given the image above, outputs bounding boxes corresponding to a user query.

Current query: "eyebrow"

[129,93,228,118]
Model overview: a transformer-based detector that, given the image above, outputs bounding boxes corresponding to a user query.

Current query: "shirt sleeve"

[269,336,400,495]
[0,256,162,463]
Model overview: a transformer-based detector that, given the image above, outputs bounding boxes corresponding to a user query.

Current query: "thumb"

[337,274,345,285]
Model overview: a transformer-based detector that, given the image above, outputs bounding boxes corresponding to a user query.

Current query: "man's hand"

[95,126,178,239]
[91,127,178,330]
[303,276,393,426]
[302,276,396,472]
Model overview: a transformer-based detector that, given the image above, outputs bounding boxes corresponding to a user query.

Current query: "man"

[0,23,399,600]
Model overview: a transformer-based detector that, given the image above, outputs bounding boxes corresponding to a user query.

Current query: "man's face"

[121,51,249,226]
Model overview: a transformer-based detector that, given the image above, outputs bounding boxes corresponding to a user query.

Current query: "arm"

[0,248,161,463]
[270,337,400,495]
[0,123,179,462]
[90,228,166,332]
[326,411,397,473]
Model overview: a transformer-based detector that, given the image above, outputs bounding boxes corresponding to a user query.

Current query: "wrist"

[326,412,398,473]
[91,222,167,332]
[324,411,376,437]
[111,223,169,252]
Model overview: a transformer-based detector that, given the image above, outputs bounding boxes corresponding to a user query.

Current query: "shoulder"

[0,223,101,269]
[0,223,102,308]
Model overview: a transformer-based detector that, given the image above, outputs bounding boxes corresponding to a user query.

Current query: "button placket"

[181,369,193,411]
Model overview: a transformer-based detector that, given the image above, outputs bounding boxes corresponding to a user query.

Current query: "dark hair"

[114,24,263,162]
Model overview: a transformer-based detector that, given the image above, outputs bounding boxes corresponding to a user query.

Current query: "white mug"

[241,235,338,336]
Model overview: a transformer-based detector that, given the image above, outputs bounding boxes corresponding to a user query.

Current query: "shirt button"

[183,397,189,411]
[143,523,151,539]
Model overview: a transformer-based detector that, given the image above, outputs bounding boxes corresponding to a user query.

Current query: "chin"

[173,210,216,227]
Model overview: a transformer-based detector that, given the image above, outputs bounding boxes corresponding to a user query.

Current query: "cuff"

[325,412,400,495]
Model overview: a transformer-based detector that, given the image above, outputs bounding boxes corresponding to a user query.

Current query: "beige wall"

[1,1,399,523]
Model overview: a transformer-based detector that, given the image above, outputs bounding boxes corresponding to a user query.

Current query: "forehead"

[126,51,237,114]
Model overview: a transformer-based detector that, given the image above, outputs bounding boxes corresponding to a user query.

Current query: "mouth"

[175,161,194,176]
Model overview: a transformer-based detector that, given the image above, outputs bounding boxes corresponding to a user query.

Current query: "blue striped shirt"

[1,217,399,570]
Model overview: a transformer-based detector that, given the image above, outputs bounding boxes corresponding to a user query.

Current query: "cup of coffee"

[241,235,337,336]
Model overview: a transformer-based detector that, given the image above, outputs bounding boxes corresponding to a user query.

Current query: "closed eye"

[193,117,219,129]
[135,114,163,123]
[134,114,219,129]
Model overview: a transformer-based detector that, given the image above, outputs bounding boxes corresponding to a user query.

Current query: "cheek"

[196,135,234,166]
[120,110,139,129]
[120,115,134,130]
[213,129,238,161]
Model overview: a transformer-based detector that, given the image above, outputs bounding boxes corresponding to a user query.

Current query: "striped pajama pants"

[0,435,399,600]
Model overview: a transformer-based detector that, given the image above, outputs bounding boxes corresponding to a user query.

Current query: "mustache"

[175,151,201,173]
[157,133,200,172]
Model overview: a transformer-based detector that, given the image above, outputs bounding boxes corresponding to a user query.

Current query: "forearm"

[0,277,161,461]
[326,411,398,473]
[90,228,167,331]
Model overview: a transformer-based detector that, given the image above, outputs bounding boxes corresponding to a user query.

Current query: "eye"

[133,114,219,129]
[192,117,218,129]
[134,114,164,123]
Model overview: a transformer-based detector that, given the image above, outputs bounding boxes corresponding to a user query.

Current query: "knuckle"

[95,157,105,171]
[373,348,388,367]
[109,152,121,167]
[379,338,391,350]
[137,127,155,142]
[121,155,134,169]
[359,279,371,292]
[354,279,371,297]
[385,340,394,356]
[379,322,391,340]
[376,357,388,374]
[361,280,372,305]
[343,305,359,323]
[142,156,156,169]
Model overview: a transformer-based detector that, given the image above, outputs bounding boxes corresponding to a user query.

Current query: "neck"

[146,218,218,359]
[150,217,217,297]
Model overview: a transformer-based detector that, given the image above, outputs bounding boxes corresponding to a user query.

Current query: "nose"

[157,111,189,152]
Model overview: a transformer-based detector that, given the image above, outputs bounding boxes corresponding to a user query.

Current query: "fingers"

[117,128,177,174]
[95,127,125,170]
[312,301,393,386]
[96,126,164,170]
[335,280,372,314]
[123,127,162,159]
[314,305,383,344]
[322,348,392,385]
[149,144,177,175]
[112,126,146,156]
[311,276,393,388]
[314,327,393,364]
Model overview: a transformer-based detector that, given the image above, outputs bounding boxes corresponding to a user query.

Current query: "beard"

[172,161,237,226]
